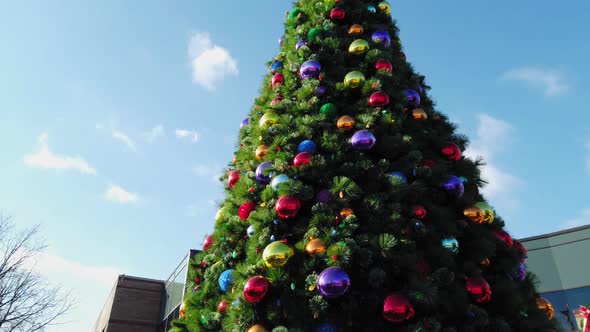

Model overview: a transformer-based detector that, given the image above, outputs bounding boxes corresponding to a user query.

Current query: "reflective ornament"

[259,112,279,128]
[442,176,464,198]
[298,140,317,154]
[315,86,327,97]
[349,39,370,54]
[404,89,421,106]
[247,225,255,237]
[296,40,308,51]
[218,300,229,314]
[275,196,301,218]
[337,115,356,131]
[515,262,527,281]
[383,293,414,323]
[316,189,333,204]
[378,1,391,15]
[271,174,290,191]
[514,240,528,262]
[315,322,337,332]
[215,207,229,222]
[255,162,273,184]
[306,238,327,255]
[344,71,365,88]
[244,276,270,303]
[308,28,321,41]
[218,269,235,292]
[320,103,337,117]
[474,202,494,223]
[368,91,390,107]
[238,201,256,220]
[301,60,322,79]
[371,30,391,47]
[413,205,427,220]
[340,208,354,218]
[247,325,268,332]
[367,5,376,13]
[288,8,301,20]
[536,298,554,319]
[442,238,459,254]
[317,267,351,298]
[271,73,284,88]
[389,171,407,185]
[412,109,428,120]
[348,24,364,35]
[204,235,214,251]
[351,130,376,150]
[255,145,269,160]
[464,206,484,224]
[240,117,250,128]
[375,59,393,73]
[270,95,283,108]
[441,142,461,161]
[270,60,283,72]
[330,8,346,20]
[263,241,294,268]
[495,230,513,247]
[279,35,285,46]
[403,135,412,143]
[465,277,491,303]
[179,301,187,319]
[294,152,313,168]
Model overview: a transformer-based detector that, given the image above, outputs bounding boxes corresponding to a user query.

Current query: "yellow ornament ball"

[305,238,327,255]
[262,241,294,268]
[412,108,428,120]
[344,71,365,88]
[259,112,279,128]
[247,324,268,332]
[348,39,370,55]
[348,24,364,35]
[536,298,554,320]
[337,115,356,132]
[464,206,484,224]
[474,202,495,223]
[255,145,270,160]
[179,301,187,319]
[378,1,391,15]
[215,207,229,222]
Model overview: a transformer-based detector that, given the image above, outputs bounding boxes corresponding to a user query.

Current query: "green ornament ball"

[262,241,294,268]
[308,28,321,41]
[348,39,370,55]
[320,103,337,117]
[344,71,366,88]
[289,8,302,20]
[259,112,279,128]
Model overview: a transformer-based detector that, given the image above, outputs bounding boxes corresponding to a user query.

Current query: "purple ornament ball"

[296,40,308,51]
[279,35,285,46]
[371,30,391,47]
[315,86,327,97]
[316,189,333,204]
[350,130,376,150]
[300,60,322,79]
[443,175,464,198]
[240,117,249,128]
[403,89,421,106]
[255,162,273,184]
[317,267,350,298]
[516,263,527,281]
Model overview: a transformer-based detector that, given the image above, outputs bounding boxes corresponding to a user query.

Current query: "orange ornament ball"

[337,115,356,131]
[255,145,270,160]
[179,301,187,319]
[412,109,428,120]
[464,206,484,224]
[247,324,268,332]
[340,208,354,218]
[305,238,327,255]
[536,297,554,319]
[348,24,364,35]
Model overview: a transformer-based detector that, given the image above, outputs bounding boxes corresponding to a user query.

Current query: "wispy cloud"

[176,129,200,143]
[501,67,569,97]
[144,125,165,143]
[111,131,136,150]
[105,184,139,204]
[562,208,590,229]
[188,32,238,91]
[24,133,97,175]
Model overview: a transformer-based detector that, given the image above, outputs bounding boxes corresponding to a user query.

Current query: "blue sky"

[0,1,589,330]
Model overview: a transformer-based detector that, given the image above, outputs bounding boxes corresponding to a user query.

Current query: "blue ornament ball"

[270,60,283,72]
[300,60,322,79]
[315,86,327,97]
[316,322,338,332]
[368,5,376,13]
[443,175,465,198]
[271,174,290,191]
[240,117,249,128]
[371,30,391,47]
[442,238,459,254]
[255,162,273,184]
[403,89,421,106]
[350,130,376,150]
[298,140,317,154]
[389,171,407,185]
[218,269,235,292]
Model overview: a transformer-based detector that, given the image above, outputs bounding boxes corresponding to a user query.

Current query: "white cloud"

[144,125,165,142]
[465,114,521,200]
[24,133,97,175]
[189,32,238,91]
[501,67,569,97]
[176,129,200,143]
[111,131,136,150]
[562,208,590,229]
[105,184,139,204]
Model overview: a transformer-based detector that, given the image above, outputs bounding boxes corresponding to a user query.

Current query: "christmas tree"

[173,1,560,331]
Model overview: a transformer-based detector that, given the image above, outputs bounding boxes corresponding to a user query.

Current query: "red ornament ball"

[513,240,528,262]
[412,205,427,220]
[218,300,229,314]
[368,91,390,107]
[383,293,414,323]
[228,170,240,189]
[495,229,513,247]
[270,94,283,107]
[294,152,312,168]
[239,201,257,220]
[375,58,393,73]
[330,8,346,20]
[270,73,284,88]
[419,159,436,168]
[465,276,492,303]
[275,196,301,219]
[441,142,461,161]
[203,235,214,251]
[244,276,270,303]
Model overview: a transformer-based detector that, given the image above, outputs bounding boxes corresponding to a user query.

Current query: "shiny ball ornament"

[319,103,337,117]
[383,293,414,323]
[271,73,284,88]
[298,140,317,154]
[271,174,290,191]
[375,58,393,73]
[270,95,283,108]
[371,30,391,47]
[263,241,294,268]
[442,238,459,254]
[295,40,308,51]
[329,8,346,20]
[441,142,461,161]
[247,225,256,237]
[495,230,513,247]
[367,5,377,13]
[348,39,370,55]
[278,35,285,46]
[218,300,229,314]
[204,235,214,251]
[389,171,407,185]
[228,170,240,189]
[514,240,528,262]
[259,112,279,128]
[413,205,427,220]
[255,145,269,160]
[275,196,301,219]
[317,267,351,298]
[368,91,390,107]
[412,108,428,120]
[315,322,337,332]
[308,28,321,41]
[300,60,322,79]
[378,1,392,15]
[344,71,365,88]
[536,298,554,319]
[294,152,313,168]
[464,206,484,224]
[306,238,327,255]
[442,176,465,198]
[348,24,364,35]
[474,202,494,223]
[179,301,187,319]
[350,130,376,150]
[315,86,327,97]
[402,135,412,143]
[255,162,273,184]
[288,8,301,20]
[337,115,356,131]
[238,201,257,220]
[244,276,270,304]
[404,89,421,106]
[340,208,354,218]
[240,117,250,128]
[465,277,492,303]
[515,262,527,281]
[247,325,268,332]
[316,189,333,204]
[270,60,283,72]
[218,269,235,292]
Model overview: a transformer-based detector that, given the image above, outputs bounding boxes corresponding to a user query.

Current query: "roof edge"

[519,223,590,242]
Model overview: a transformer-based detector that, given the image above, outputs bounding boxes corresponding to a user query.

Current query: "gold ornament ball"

[402,135,412,143]
[259,112,279,128]
[378,1,391,15]
[256,145,270,160]
[474,202,495,223]
[344,71,365,88]
[349,39,370,55]
[412,109,428,120]
[179,301,187,319]
[464,206,484,224]
[247,324,268,332]
[340,208,354,218]
[348,24,364,35]
[262,241,294,268]
[536,298,554,319]
[337,115,356,131]
[306,238,327,255]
